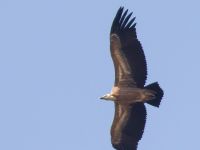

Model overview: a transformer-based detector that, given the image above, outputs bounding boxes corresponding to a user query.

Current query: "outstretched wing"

[111,103,146,150]
[110,7,147,88]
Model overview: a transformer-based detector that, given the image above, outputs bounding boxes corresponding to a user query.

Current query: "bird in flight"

[100,7,164,150]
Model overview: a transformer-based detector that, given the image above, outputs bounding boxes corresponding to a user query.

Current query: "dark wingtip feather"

[125,17,136,28]
[111,7,123,34]
[119,9,128,25]
[121,12,133,28]
[111,7,136,34]
[119,6,124,10]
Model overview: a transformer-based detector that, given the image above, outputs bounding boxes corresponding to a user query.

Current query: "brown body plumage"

[111,86,156,104]
[100,7,164,150]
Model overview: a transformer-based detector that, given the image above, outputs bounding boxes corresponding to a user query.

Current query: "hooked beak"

[100,96,105,100]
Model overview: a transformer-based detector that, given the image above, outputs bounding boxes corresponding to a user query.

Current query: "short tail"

[145,82,164,107]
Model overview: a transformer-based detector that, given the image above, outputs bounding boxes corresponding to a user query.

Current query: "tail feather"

[145,82,164,107]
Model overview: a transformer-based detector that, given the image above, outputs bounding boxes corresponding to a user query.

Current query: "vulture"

[100,7,164,150]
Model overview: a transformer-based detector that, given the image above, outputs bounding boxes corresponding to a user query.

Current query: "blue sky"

[0,0,200,150]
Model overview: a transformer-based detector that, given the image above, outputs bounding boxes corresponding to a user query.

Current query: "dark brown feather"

[110,34,136,87]
[110,7,147,88]
[111,103,146,150]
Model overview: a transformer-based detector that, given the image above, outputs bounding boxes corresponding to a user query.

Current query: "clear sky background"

[0,0,199,150]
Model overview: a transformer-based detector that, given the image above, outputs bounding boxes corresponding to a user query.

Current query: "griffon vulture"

[100,7,164,150]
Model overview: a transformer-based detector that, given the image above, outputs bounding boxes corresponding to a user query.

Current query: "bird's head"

[100,94,116,101]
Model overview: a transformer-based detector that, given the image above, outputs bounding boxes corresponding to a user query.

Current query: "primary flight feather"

[100,7,164,150]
